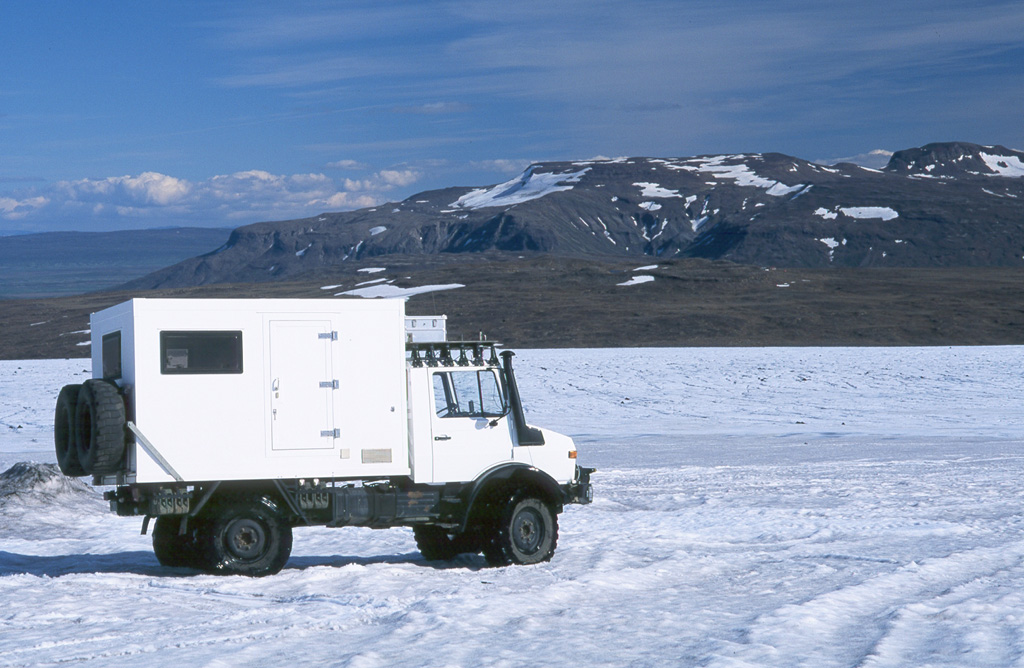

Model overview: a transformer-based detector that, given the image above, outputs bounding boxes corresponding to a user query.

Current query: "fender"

[458,462,564,532]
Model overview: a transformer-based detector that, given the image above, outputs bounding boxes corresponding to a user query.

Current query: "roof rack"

[405,340,502,368]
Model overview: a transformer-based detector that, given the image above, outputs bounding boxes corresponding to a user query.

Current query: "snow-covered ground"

[2,347,1024,667]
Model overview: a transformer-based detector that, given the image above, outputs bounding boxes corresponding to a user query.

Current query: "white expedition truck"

[54,298,594,576]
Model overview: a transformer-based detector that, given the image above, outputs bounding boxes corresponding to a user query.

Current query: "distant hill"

[122,142,1024,290]
[3,255,1023,359]
[0,228,230,298]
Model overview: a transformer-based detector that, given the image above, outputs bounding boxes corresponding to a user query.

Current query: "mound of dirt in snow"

[0,462,95,507]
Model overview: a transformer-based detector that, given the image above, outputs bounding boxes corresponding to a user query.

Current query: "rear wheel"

[196,495,292,577]
[413,525,480,561]
[152,516,203,569]
[484,492,558,566]
[54,384,86,477]
[74,379,126,474]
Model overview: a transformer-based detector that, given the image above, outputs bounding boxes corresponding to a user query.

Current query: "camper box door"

[268,320,335,450]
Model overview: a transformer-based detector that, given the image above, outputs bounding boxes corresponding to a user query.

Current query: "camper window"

[160,331,243,374]
[102,331,122,380]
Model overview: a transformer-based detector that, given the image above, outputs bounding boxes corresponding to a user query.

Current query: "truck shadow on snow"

[0,550,487,578]
[0,550,169,578]
[286,552,489,572]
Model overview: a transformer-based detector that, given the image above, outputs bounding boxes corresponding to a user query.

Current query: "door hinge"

[321,429,340,438]
[319,380,339,389]
[318,331,338,340]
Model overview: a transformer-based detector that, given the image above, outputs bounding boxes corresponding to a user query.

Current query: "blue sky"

[1,0,1022,233]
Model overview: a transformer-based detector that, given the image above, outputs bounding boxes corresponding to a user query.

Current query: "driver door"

[430,369,512,482]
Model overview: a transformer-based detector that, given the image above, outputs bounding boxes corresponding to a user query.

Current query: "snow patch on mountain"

[814,208,839,220]
[766,182,806,197]
[662,155,806,197]
[336,283,464,299]
[819,237,847,262]
[369,226,387,236]
[634,182,682,198]
[841,207,899,221]
[980,153,1024,178]
[451,167,590,209]
[617,275,655,286]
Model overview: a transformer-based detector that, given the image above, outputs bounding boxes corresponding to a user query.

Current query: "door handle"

[434,435,451,441]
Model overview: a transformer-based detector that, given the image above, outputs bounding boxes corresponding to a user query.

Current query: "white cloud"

[327,159,370,170]
[60,172,191,206]
[376,169,420,187]
[392,101,471,114]
[470,159,533,174]
[0,168,405,231]
[0,195,48,219]
[344,169,421,191]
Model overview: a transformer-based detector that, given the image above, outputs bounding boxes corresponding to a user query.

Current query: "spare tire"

[74,379,127,475]
[54,384,87,477]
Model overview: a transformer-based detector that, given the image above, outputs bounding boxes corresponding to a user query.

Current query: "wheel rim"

[511,506,544,554]
[225,518,267,561]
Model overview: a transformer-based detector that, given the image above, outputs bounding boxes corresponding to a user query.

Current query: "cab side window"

[432,370,506,418]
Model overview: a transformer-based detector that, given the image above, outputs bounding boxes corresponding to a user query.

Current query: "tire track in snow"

[707,540,1024,667]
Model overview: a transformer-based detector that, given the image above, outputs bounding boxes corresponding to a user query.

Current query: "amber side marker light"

[568,450,577,459]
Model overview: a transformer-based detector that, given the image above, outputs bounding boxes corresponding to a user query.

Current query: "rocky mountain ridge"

[124,142,1024,290]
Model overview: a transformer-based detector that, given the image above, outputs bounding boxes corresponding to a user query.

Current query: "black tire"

[152,516,204,569]
[196,495,292,577]
[74,379,126,474]
[484,492,558,566]
[413,525,480,561]
[54,384,87,477]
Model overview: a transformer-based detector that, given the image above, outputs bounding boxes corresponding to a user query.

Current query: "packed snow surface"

[3,347,1024,667]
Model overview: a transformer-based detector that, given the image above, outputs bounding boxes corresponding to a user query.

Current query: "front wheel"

[484,493,558,566]
[196,495,292,577]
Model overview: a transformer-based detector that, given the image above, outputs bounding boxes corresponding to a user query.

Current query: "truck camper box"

[89,298,410,485]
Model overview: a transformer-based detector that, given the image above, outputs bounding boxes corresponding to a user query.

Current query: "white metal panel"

[407,367,435,482]
[332,304,409,477]
[404,315,447,343]
[268,320,334,450]
[518,428,578,484]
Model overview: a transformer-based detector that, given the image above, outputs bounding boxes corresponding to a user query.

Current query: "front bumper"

[563,465,596,505]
